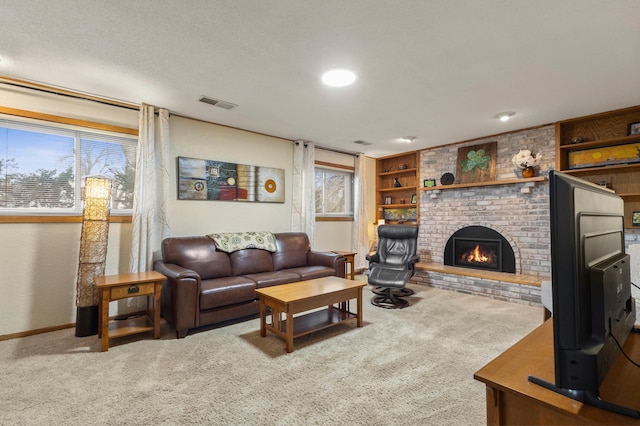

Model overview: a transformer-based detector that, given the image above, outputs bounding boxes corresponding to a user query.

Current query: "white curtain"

[130,104,171,272]
[352,153,369,270]
[291,141,315,245]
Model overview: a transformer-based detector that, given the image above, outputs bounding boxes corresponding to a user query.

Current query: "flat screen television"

[528,170,638,417]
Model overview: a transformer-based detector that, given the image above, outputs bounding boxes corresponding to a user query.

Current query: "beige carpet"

[0,285,541,425]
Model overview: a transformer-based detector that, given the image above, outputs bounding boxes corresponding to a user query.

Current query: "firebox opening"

[453,237,502,271]
[444,226,515,273]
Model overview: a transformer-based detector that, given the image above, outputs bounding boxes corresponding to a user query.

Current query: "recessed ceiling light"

[401,136,416,143]
[321,69,356,87]
[497,112,515,122]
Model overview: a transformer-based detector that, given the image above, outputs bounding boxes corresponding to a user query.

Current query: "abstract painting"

[177,156,285,203]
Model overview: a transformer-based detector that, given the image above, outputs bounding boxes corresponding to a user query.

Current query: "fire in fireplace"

[454,238,501,271]
[444,226,515,273]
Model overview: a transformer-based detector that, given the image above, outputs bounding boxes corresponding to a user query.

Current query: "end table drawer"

[110,282,155,299]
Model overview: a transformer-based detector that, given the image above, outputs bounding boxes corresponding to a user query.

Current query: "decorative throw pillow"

[207,231,277,253]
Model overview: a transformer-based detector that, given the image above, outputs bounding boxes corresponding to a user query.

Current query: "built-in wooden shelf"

[377,167,418,176]
[419,176,546,192]
[415,262,544,287]
[558,135,640,151]
[377,203,417,209]
[376,151,420,225]
[378,186,415,193]
[555,105,640,229]
[561,162,640,175]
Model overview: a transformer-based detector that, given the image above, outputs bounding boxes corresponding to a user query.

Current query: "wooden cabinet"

[376,151,420,224]
[555,105,640,228]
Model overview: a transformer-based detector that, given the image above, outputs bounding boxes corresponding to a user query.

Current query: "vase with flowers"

[511,149,541,178]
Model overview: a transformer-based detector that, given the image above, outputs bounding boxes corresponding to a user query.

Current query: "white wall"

[166,116,294,236]
[0,83,138,336]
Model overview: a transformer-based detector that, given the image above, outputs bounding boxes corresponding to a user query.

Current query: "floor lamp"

[75,177,111,337]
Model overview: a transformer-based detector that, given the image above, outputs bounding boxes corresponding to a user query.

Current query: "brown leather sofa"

[154,232,346,338]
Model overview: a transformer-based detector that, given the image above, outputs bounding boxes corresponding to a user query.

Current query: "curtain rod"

[0,75,139,111]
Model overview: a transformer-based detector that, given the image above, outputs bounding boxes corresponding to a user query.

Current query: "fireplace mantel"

[420,176,545,198]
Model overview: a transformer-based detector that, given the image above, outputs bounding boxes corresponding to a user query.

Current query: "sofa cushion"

[162,236,232,279]
[200,276,257,310]
[241,271,302,288]
[272,233,310,270]
[283,266,337,280]
[230,249,274,276]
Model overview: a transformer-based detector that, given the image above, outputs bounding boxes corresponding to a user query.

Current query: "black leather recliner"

[366,224,420,309]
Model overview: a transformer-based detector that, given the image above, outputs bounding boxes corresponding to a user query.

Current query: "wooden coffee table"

[255,276,365,353]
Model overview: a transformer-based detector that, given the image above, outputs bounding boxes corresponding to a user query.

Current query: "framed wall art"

[383,208,417,223]
[628,122,640,136]
[567,143,640,169]
[633,211,640,226]
[424,178,436,187]
[177,156,285,203]
[455,141,497,184]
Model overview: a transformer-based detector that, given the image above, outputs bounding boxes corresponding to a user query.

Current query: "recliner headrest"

[378,224,419,239]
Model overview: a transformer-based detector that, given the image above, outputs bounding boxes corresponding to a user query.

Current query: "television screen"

[528,170,638,418]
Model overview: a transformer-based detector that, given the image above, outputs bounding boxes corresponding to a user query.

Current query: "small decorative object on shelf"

[424,178,436,187]
[633,211,640,226]
[411,194,417,204]
[570,136,585,144]
[629,122,640,136]
[440,172,455,185]
[597,180,613,190]
[512,149,541,178]
[398,164,407,170]
[384,196,392,205]
[393,178,402,187]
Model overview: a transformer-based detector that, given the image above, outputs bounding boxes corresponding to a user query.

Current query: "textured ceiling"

[1,0,639,157]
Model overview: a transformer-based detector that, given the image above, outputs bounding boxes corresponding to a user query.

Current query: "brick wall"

[411,124,640,305]
[418,125,556,276]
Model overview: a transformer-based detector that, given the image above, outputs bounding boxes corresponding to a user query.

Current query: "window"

[0,117,137,215]
[315,166,354,218]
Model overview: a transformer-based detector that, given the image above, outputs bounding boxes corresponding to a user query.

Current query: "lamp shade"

[75,177,111,336]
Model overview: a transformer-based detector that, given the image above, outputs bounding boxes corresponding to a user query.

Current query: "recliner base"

[371,286,414,297]
[371,288,409,309]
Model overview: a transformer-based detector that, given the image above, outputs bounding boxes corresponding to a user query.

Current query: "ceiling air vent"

[199,96,238,110]
[353,140,373,146]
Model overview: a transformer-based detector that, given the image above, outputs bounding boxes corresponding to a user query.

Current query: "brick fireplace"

[411,125,556,306]
[407,124,640,306]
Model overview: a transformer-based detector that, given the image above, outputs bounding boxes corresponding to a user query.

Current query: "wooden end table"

[333,251,357,280]
[255,276,365,353]
[94,271,166,352]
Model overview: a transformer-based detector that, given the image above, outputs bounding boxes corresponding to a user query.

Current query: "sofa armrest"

[307,251,346,278]
[154,261,200,281]
[153,260,201,338]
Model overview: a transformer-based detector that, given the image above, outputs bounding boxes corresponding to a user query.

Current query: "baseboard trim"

[0,309,149,341]
[0,323,75,342]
